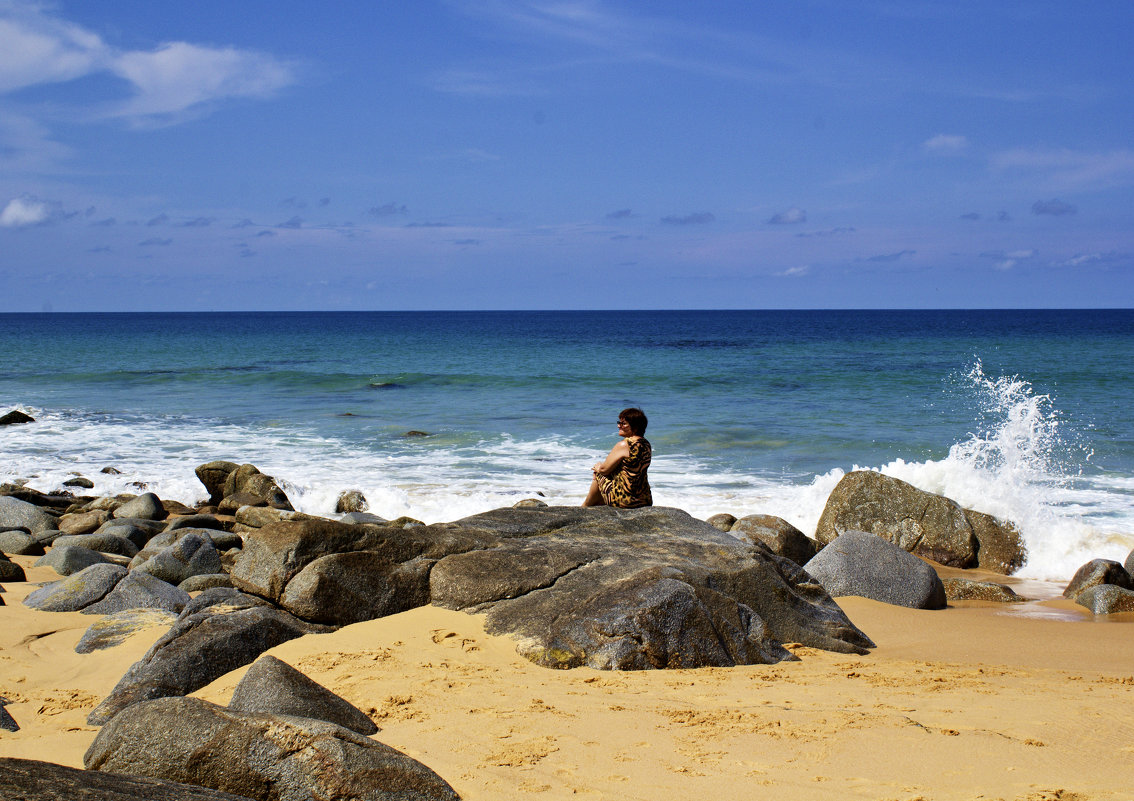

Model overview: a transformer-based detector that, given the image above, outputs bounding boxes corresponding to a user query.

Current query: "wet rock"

[804,529,947,610]
[705,513,736,532]
[113,492,166,522]
[0,410,35,425]
[941,577,1024,603]
[221,464,293,511]
[76,609,179,653]
[964,509,1028,574]
[228,655,377,735]
[730,514,818,566]
[1074,584,1134,615]
[335,490,368,513]
[0,756,258,801]
[194,461,240,505]
[24,563,128,611]
[0,495,59,536]
[0,529,44,556]
[85,697,458,801]
[83,571,191,616]
[512,498,547,509]
[63,476,95,489]
[1062,559,1134,598]
[88,602,326,725]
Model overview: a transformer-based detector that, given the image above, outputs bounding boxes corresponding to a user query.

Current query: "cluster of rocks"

[3,458,1131,799]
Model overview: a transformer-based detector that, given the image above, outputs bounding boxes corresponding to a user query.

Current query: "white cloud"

[0,2,296,124]
[776,265,810,277]
[109,42,295,121]
[923,134,968,153]
[0,195,49,226]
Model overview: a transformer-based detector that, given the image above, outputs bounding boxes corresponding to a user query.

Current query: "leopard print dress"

[597,436,652,508]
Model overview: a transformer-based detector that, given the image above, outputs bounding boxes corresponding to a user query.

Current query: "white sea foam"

[5,360,1132,582]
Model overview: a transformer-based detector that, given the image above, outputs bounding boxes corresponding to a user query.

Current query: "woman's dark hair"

[619,407,648,436]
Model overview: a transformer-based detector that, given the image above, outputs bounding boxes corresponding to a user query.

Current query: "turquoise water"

[2,310,1132,579]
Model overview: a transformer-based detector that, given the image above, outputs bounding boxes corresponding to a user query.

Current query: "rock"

[63,476,95,489]
[0,703,17,732]
[335,490,368,513]
[228,655,378,735]
[87,602,326,725]
[0,528,44,555]
[195,461,240,505]
[101,466,123,474]
[76,609,179,653]
[964,509,1028,574]
[0,410,35,425]
[0,495,59,536]
[0,756,257,801]
[35,544,120,575]
[165,514,226,533]
[221,464,293,511]
[1062,559,1134,598]
[97,518,164,546]
[1074,584,1134,615]
[941,577,1024,603]
[434,506,874,668]
[162,500,195,516]
[51,532,139,557]
[1125,548,1134,577]
[218,492,266,513]
[0,484,75,510]
[85,697,459,801]
[340,511,390,525]
[705,513,736,532]
[0,552,26,582]
[280,552,433,626]
[730,514,818,566]
[58,509,111,535]
[803,530,947,610]
[179,573,233,591]
[134,532,222,585]
[512,498,547,509]
[24,563,128,611]
[113,492,166,521]
[815,471,979,568]
[83,571,191,616]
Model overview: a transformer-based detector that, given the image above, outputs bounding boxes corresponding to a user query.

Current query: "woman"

[582,407,652,508]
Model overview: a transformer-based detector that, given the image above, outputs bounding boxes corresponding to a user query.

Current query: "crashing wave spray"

[848,360,1129,580]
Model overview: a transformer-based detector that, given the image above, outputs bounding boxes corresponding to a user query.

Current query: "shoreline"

[3,549,1134,800]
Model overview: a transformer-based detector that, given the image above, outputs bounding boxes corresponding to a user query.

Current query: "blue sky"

[1,0,1132,311]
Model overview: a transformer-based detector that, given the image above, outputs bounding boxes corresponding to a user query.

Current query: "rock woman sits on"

[582,407,652,508]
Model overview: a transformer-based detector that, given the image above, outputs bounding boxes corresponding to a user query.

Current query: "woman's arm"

[592,439,630,476]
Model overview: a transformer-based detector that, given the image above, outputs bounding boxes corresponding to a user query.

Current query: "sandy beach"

[3,553,1132,801]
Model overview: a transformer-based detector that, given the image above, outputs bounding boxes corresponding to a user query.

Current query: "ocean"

[2,309,1132,581]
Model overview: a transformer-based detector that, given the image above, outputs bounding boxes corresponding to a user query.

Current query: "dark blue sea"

[3,309,1132,579]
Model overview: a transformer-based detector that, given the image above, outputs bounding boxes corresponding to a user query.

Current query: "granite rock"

[804,529,947,610]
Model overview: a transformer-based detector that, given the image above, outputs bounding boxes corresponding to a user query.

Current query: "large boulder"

[815,470,1026,572]
[730,514,817,566]
[113,493,166,521]
[0,529,44,556]
[803,530,947,610]
[1062,559,1134,598]
[57,509,111,535]
[51,532,139,557]
[228,655,377,736]
[221,464,293,511]
[23,563,128,612]
[1074,585,1134,615]
[85,697,459,801]
[133,532,222,585]
[433,506,874,668]
[194,461,240,505]
[82,572,191,616]
[0,495,59,536]
[35,544,121,576]
[88,597,326,725]
[0,756,257,801]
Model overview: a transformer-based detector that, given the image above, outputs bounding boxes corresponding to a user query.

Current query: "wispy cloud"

[776,265,810,277]
[992,148,1134,191]
[865,249,916,263]
[1056,251,1129,268]
[661,212,715,225]
[768,207,806,225]
[980,248,1037,270]
[923,134,968,154]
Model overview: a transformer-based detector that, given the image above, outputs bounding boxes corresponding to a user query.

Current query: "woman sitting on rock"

[582,407,652,508]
